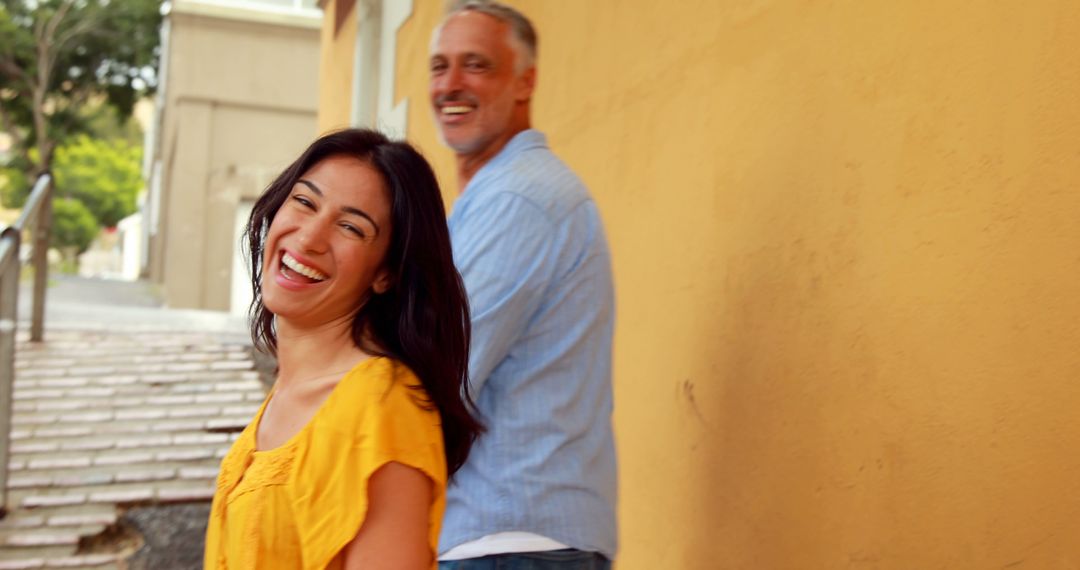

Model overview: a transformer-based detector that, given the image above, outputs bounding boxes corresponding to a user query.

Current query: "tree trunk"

[30,1,75,176]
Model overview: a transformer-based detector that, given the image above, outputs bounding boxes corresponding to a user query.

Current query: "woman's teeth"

[282,252,327,281]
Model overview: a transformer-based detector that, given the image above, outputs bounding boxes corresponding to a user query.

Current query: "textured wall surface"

[318,0,357,133]
[392,1,1080,568]
[157,11,319,309]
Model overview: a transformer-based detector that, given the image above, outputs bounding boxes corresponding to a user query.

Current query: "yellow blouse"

[204,357,447,569]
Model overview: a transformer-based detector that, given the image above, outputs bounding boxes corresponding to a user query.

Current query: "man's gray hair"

[444,0,538,72]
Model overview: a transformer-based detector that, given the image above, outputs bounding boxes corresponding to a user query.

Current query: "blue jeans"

[439,550,611,570]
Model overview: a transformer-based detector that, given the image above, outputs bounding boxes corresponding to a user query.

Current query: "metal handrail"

[0,173,53,517]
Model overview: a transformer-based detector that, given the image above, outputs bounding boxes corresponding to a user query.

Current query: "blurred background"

[2,0,1080,568]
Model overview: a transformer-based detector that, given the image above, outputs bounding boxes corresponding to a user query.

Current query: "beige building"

[145,0,322,312]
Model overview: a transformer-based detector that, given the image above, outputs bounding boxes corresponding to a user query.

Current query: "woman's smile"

[274,250,329,290]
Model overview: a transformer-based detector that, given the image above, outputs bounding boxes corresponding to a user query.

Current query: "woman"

[204,129,483,569]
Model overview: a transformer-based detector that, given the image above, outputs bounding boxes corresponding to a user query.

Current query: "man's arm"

[453,191,557,396]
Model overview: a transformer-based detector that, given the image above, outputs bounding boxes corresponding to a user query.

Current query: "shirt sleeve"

[451,191,559,396]
[290,360,447,570]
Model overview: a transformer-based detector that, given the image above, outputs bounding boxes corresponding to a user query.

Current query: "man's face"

[429,12,531,158]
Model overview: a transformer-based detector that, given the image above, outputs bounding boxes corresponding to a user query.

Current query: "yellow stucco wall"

[318,0,357,133]
[389,1,1080,568]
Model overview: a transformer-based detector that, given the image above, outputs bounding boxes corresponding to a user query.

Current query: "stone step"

[16,339,244,355]
[13,377,260,401]
[11,399,262,421]
[0,506,126,565]
[0,548,79,565]
[16,333,234,346]
[3,324,257,567]
[8,465,220,493]
[0,509,117,532]
[8,454,226,489]
[14,372,263,392]
[0,553,123,568]
[12,360,255,382]
[9,411,255,434]
[9,430,239,452]
[0,525,107,548]
[14,381,264,403]
[9,444,233,474]
[17,326,239,338]
[10,448,227,469]
[7,418,251,444]
[19,354,253,370]
[12,398,255,417]
[10,481,216,510]
[12,422,248,444]
[15,348,248,366]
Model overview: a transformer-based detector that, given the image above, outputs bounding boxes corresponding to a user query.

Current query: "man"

[429,2,617,568]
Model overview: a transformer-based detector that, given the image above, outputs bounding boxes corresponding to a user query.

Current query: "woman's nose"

[297,220,331,253]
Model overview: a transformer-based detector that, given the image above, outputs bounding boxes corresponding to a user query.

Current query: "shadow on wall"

[691,70,892,565]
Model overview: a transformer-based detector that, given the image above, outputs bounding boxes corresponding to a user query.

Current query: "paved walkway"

[19,275,248,335]
[23,275,164,309]
[0,278,265,569]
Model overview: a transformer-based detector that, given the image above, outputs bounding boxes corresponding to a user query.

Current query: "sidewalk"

[1,276,265,569]
[18,275,248,336]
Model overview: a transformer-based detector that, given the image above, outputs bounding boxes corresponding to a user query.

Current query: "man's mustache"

[434,92,479,107]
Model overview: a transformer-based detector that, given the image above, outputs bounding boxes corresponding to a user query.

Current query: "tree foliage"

[1,132,141,228]
[0,162,29,208]
[1,0,157,260]
[52,134,142,227]
[0,0,161,173]
[51,196,97,254]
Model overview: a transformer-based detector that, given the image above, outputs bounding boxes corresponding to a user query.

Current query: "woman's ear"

[371,268,393,295]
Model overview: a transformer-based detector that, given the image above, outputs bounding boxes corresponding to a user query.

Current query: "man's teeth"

[442,105,474,115]
[282,253,327,281]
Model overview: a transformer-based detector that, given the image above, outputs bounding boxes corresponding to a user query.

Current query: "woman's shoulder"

[336,356,423,395]
[309,356,446,477]
[323,357,437,425]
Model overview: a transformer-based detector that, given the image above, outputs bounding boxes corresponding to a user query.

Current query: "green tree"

[52,134,142,227]
[0,162,28,208]
[0,0,161,175]
[51,196,97,255]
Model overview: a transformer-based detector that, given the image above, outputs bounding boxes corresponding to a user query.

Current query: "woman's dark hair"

[245,128,482,477]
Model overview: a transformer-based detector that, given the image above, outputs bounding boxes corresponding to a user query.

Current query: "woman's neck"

[273,315,371,388]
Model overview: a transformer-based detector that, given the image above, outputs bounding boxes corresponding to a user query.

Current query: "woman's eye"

[342,224,366,238]
[292,195,314,209]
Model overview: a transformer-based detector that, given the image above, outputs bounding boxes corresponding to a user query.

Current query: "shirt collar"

[465,129,547,193]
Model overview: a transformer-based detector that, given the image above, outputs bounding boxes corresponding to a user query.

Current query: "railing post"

[30,176,52,342]
[0,228,22,516]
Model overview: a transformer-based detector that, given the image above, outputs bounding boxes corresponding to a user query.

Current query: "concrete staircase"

[0,325,266,569]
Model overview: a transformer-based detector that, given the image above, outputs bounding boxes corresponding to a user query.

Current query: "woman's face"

[260,155,393,328]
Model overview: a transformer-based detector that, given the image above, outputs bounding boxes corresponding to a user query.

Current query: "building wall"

[153,3,320,310]
[387,1,1080,568]
[318,0,358,133]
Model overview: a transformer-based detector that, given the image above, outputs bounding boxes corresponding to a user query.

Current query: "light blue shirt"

[440,130,618,559]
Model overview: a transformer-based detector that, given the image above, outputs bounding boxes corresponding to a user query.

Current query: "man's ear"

[372,268,393,295]
[516,66,536,102]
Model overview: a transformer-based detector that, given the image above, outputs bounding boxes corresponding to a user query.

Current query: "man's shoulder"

[478,146,591,220]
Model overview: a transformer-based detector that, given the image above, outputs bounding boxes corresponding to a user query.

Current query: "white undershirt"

[438,532,569,561]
